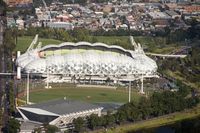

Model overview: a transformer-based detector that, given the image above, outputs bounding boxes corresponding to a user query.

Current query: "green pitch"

[21,85,142,104]
[16,36,63,52]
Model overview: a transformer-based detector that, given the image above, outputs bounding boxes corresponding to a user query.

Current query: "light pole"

[45,58,51,89]
[46,68,49,88]
[140,74,145,94]
[26,73,30,104]
[128,80,131,103]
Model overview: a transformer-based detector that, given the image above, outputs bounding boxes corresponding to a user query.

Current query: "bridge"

[146,53,187,58]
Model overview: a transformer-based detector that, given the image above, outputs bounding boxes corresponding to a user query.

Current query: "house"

[165,10,181,19]
[16,18,25,29]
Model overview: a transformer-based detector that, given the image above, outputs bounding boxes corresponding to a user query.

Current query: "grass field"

[20,84,142,104]
[16,36,130,52]
[16,36,63,52]
[92,105,200,133]
[93,36,130,44]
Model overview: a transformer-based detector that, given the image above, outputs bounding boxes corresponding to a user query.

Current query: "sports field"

[16,36,63,52]
[20,84,142,104]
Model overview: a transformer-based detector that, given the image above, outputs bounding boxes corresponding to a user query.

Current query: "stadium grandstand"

[17,99,103,130]
[16,36,158,84]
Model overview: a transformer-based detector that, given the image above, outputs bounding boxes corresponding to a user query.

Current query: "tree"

[54,29,72,42]
[186,97,199,108]
[176,80,190,97]
[73,117,85,132]
[72,29,90,42]
[125,102,141,122]
[115,109,126,124]
[150,92,166,116]
[2,118,20,133]
[7,81,15,116]
[33,124,59,133]
[3,29,16,56]
[103,111,115,127]
[186,18,199,39]
[25,27,37,36]
[138,97,152,119]
[45,124,59,133]
[87,114,99,130]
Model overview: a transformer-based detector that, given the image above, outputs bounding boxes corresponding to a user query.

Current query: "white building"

[16,40,158,82]
[16,18,24,30]
[148,12,171,20]
[47,22,74,30]
[17,99,103,129]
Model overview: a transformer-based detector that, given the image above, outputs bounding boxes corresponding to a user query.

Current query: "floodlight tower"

[130,36,145,94]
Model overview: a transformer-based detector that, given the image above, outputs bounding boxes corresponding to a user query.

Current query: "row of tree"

[18,27,92,42]
[0,25,20,132]
[72,88,199,132]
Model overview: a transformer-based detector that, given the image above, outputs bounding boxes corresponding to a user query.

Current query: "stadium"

[16,36,159,130]
[16,36,158,83]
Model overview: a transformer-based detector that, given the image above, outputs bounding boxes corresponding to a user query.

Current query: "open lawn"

[16,36,63,52]
[20,85,142,104]
[93,36,181,54]
[93,36,129,45]
[16,36,131,52]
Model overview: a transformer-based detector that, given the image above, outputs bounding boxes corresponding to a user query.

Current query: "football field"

[19,84,142,104]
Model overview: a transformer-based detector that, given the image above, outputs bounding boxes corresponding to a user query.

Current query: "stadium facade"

[16,36,158,83]
[17,99,103,129]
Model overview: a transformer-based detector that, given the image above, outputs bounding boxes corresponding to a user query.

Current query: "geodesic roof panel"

[17,42,158,78]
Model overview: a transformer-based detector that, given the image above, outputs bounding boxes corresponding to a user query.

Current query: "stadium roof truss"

[16,36,158,81]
